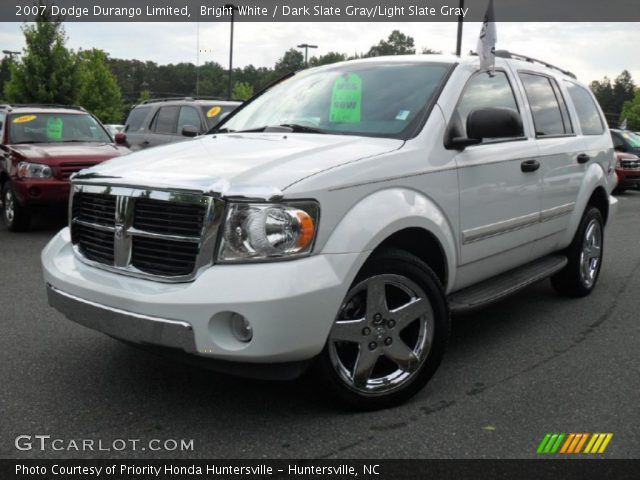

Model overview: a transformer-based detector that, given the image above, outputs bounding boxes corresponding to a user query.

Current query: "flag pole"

[456,0,464,56]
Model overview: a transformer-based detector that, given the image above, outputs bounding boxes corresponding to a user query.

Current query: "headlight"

[218,201,319,262]
[17,162,53,178]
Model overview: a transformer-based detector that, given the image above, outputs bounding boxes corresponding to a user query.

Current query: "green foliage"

[76,49,123,123]
[232,81,253,101]
[620,89,640,131]
[421,47,441,54]
[366,30,416,57]
[590,71,636,125]
[309,52,347,67]
[0,57,14,101]
[273,49,305,76]
[136,89,151,104]
[4,9,78,104]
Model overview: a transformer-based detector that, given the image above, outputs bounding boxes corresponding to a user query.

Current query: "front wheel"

[2,181,30,232]
[316,249,450,410]
[551,207,604,297]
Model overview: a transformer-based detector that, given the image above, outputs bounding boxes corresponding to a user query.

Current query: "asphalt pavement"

[1,192,639,459]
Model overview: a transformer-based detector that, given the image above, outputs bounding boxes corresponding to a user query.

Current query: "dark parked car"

[610,128,640,156]
[0,104,129,231]
[121,97,241,151]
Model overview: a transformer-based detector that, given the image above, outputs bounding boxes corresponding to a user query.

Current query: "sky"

[1,22,639,84]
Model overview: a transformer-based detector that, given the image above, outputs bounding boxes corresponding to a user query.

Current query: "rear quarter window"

[125,106,151,132]
[565,82,605,135]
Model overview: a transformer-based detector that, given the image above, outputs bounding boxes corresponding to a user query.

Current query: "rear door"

[516,72,588,247]
[145,106,181,148]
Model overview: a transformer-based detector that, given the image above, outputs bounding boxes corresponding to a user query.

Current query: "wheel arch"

[321,187,457,292]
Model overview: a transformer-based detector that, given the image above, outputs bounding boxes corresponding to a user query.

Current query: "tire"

[551,207,604,297]
[316,248,450,410]
[2,180,30,232]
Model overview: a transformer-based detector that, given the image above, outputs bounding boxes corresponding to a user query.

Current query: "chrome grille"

[621,159,640,169]
[72,193,116,226]
[59,162,97,180]
[132,236,200,276]
[69,185,222,282]
[133,199,206,236]
[71,222,115,264]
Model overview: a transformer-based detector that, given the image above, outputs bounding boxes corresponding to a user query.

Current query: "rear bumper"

[12,178,70,206]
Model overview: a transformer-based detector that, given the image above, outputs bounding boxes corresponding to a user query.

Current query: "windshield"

[201,105,237,129]
[622,131,640,148]
[220,61,452,138]
[8,113,111,144]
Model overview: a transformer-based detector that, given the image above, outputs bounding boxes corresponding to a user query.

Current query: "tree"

[309,52,347,67]
[591,71,636,126]
[232,81,253,101]
[620,90,640,131]
[76,49,123,123]
[612,70,635,115]
[0,56,15,101]
[4,9,78,103]
[273,49,305,76]
[366,30,416,57]
[421,47,441,54]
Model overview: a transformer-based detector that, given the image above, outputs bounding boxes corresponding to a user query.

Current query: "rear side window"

[177,106,202,133]
[151,106,180,135]
[565,82,605,135]
[519,73,572,137]
[125,106,151,132]
[454,71,520,141]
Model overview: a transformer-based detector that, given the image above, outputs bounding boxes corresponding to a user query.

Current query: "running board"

[448,254,568,314]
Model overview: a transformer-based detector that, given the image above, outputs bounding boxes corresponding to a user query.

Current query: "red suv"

[0,104,129,231]
[614,151,640,193]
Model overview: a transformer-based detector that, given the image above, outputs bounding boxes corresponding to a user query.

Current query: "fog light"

[230,313,252,343]
[28,187,41,197]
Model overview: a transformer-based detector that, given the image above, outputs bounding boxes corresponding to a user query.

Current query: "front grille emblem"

[114,224,124,240]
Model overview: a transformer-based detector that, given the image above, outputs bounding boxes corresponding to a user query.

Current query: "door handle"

[577,153,590,164]
[521,159,540,172]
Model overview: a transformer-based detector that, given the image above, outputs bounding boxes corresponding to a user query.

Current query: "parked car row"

[0,98,242,231]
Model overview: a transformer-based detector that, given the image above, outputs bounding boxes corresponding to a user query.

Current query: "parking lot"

[1,192,639,459]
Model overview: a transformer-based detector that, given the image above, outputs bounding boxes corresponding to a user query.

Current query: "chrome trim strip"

[47,284,196,353]
[540,202,575,222]
[70,183,223,283]
[462,202,575,244]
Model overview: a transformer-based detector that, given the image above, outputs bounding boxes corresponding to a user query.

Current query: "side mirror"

[447,107,523,151]
[467,107,523,141]
[114,132,127,145]
[181,125,199,138]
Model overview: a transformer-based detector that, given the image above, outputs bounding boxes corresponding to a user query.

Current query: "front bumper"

[42,228,368,363]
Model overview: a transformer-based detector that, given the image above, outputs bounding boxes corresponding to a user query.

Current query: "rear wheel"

[317,249,449,410]
[2,181,30,232]
[551,207,604,297]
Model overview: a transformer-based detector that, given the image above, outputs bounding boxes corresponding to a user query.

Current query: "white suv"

[42,53,618,409]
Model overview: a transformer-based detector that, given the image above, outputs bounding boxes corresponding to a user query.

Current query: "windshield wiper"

[229,124,327,134]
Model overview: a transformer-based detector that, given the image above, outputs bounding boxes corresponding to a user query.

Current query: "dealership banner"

[2,0,640,22]
[4,459,640,480]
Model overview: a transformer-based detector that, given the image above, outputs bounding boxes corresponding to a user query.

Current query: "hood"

[74,133,403,194]
[10,143,128,166]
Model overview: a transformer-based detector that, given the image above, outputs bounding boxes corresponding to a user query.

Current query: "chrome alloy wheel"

[328,274,434,396]
[579,218,602,288]
[3,188,15,224]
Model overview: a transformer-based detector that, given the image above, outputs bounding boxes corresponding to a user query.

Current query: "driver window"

[452,71,520,142]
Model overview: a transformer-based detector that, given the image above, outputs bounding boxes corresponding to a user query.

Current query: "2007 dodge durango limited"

[42,53,618,409]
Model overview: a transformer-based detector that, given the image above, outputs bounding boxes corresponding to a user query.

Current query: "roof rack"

[140,96,237,104]
[0,103,87,111]
[494,50,577,79]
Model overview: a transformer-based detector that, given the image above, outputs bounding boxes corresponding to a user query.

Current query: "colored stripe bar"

[598,434,613,453]
[550,433,565,453]
[560,434,575,453]
[584,433,599,454]
[537,434,552,454]
[544,434,559,453]
[574,433,589,453]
